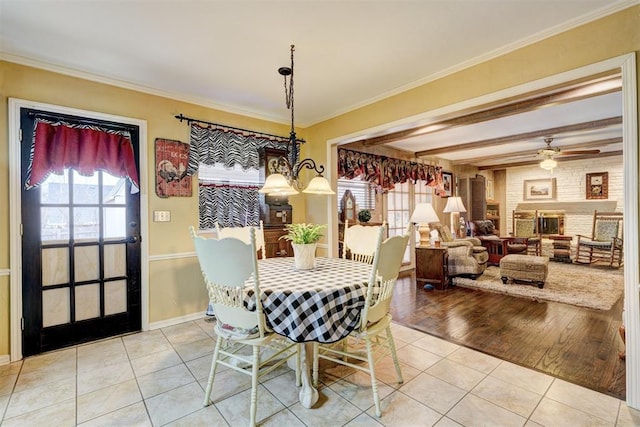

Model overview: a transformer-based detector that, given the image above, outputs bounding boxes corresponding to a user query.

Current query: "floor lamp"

[409,203,440,246]
[443,196,467,238]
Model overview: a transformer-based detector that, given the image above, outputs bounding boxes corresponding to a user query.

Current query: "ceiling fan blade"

[559,149,600,156]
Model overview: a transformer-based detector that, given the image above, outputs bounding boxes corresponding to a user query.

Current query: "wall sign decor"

[523,178,556,200]
[586,172,608,199]
[155,138,191,197]
[441,172,453,197]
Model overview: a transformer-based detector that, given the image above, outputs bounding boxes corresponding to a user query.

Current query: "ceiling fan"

[536,136,600,158]
[537,136,600,172]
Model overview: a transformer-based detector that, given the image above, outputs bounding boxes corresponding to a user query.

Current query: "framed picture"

[586,172,608,199]
[442,172,453,197]
[523,178,556,201]
[155,138,191,198]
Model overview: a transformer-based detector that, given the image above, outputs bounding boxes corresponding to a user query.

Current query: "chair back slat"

[593,211,623,242]
[513,210,538,238]
[190,226,265,334]
[343,220,386,264]
[215,220,266,259]
[361,228,409,330]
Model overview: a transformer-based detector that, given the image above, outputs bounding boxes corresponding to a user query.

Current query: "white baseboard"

[0,354,10,366]
[149,311,207,330]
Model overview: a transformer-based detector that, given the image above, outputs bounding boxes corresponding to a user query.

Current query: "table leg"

[298,342,319,408]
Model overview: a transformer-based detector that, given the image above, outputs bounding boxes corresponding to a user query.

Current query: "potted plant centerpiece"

[280,223,326,270]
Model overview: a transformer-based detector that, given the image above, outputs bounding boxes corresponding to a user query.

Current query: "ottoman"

[500,254,548,288]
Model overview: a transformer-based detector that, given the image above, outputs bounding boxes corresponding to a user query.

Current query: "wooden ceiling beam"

[477,150,623,170]
[414,117,622,157]
[359,77,621,147]
[451,137,622,166]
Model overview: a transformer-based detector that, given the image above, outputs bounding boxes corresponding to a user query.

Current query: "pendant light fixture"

[259,45,335,196]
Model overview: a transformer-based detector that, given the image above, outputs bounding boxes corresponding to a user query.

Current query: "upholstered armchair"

[429,222,488,278]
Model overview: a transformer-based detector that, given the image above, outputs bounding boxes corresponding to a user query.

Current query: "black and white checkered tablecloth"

[244,257,372,343]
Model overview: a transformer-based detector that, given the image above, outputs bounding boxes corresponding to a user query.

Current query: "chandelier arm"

[294,158,325,177]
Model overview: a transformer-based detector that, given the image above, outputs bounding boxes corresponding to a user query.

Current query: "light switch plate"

[154,211,171,222]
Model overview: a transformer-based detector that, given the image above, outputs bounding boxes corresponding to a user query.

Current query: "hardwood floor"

[390,272,627,400]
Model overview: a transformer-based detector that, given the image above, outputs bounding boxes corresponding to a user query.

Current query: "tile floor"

[1,318,639,426]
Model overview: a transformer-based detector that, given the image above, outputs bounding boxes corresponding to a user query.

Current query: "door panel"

[21,108,142,356]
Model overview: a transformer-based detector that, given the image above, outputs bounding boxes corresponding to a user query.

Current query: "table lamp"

[443,196,467,238]
[409,203,440,246]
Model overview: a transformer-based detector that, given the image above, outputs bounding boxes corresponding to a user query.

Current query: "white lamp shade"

[258,173,299,195]
[302,176,335,195]
[443,196,467,213]
[540,157,557,170]
[409,203,440,224]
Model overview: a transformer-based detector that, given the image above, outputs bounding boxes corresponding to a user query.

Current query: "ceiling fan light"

[540,157,557,171]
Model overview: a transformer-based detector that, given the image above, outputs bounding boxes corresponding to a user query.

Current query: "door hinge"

[21,318,24,330]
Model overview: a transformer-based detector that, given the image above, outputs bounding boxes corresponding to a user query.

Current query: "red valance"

[26,120,140,193]
[337,148,445,194]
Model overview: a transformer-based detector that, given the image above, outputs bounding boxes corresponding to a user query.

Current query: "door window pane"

[104,243,126,278]
[42,288,70,327]
[42,247,69,286]
[75,245,99,282]
[72,170,99,204]
[105,280,127,315]
[40,169,69,204]
[41,206,70,242]
[74,207,99,240]
[103,207,126,239]
[103,174,126,204]
[75,284,100,321]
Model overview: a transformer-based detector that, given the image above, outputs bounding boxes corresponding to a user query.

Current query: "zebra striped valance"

[187,123,291,175]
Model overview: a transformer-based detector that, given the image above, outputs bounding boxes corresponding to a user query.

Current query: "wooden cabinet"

[486,200,500,234]
[415,246,449,290]
[459,175,487,223]
[263,226,293,258]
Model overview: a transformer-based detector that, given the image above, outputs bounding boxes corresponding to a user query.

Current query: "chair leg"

[386,326,403,384]
[295,344,302,387]
[203,335,223,406]
[249,345,260,427]
[312,342,319,388]
[365,336,382,417]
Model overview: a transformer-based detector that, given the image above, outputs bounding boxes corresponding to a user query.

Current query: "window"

[337,178,376,211]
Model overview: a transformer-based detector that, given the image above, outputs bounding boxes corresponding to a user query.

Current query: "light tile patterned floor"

[1,318,639,426]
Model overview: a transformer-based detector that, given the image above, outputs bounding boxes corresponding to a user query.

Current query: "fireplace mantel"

[516,200,617,214]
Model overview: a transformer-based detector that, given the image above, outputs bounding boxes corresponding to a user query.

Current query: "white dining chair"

[313,226,409,417]
[342,219,387,264]
[190,226,299,427]
[215,220,266,259]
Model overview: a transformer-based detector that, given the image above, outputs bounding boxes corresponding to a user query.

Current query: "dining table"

[243,256,373,408]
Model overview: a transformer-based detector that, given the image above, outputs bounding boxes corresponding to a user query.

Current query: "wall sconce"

[259,45,334,196]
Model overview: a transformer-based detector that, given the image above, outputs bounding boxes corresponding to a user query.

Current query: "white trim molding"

[149,312,206,331]
[8,98,149,362]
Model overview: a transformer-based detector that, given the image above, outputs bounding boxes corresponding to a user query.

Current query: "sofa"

[429,222,488,278]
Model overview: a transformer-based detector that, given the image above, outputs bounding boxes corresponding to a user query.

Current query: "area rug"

[452,262,624,310]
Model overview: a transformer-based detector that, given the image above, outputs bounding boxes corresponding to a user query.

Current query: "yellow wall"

[0,61,308,355]
[1,5,639,357]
